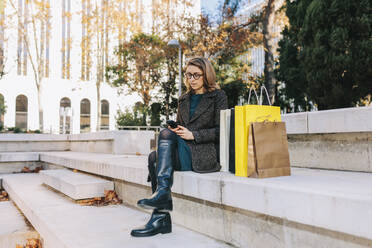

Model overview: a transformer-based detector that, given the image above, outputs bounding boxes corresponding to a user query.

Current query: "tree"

[106,33,164,124]
[79,0,144,131]
[277,0,372,111]
[91,0,110,131]
[150,102,161,126]
[179,0,262,107]
[0,94,6,130]
[0,0,7,78]
[151,0,194,120]
[9,0,51,131]
[116,107,143,127]
[260,0,287,105]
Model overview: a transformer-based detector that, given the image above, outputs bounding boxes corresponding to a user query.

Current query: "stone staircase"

[0,106,371,248]
[0,131,236,248]
[3,173,231,248]
[0,201,39,247]
[40,169,114,200]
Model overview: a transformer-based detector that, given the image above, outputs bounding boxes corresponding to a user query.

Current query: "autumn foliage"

[77,190,122,207]
[16,238,42,248]
[21,166,43,173]
[0,190,8,202]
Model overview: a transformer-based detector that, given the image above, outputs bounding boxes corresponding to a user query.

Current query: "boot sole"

[137,201,173,211]
[131,227,172,237]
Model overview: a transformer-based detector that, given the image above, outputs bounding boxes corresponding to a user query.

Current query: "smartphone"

[166,120,178,129]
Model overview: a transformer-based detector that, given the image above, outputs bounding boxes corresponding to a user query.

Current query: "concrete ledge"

[40,169,114,200]
[282,106,372,134]
[115,179,372,248]
[281,112,308,134]
[69,131,155,155]
[39,151,372,241]
[308,107,372,133]
[0,152,39,162]
[288,132,372,172]
[0,141,70,153]
[0,131,154,155]
[40,152,149,185]
[0,134,70,153]
[0,134,68,141]
[0,162,43,174]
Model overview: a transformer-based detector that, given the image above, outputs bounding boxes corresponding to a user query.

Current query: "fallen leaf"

[0,190,9,202]
[21,167,31,173]
[77,190,122,206]
[16,238,42,248]
[21,166,43,173]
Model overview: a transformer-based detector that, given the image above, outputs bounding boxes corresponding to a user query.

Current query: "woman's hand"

[175,125,194,140]
[168,125,180,133]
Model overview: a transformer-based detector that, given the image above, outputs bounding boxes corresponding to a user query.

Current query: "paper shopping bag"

[229,108,236,173]
[248,122,291,178]
[234,105,247,176]
[219,109,231,172]
[235,105,281,177]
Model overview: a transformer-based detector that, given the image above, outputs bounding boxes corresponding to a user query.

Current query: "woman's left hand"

[175,125,194,140]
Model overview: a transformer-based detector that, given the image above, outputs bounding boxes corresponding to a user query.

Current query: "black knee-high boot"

[130,210,172,237]
[137,138,175,211]
[147,151,157,193]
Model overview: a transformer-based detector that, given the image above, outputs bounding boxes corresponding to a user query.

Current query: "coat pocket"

[191,143,219,173]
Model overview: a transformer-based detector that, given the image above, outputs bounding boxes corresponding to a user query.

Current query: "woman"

[131,57,228,237]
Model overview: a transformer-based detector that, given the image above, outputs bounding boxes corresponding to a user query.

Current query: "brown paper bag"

[247,122,291,178]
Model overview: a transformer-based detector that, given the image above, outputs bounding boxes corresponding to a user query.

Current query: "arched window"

[80,98,90,133]
[100,99,109,130]
[59,97,71,134]
[0,94,4,129]
[15,94,28,130]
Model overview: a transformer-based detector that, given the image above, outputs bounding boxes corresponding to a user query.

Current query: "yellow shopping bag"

[235,87,281,177]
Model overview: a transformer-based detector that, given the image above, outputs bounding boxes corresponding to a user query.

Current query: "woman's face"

[185,65,205,94]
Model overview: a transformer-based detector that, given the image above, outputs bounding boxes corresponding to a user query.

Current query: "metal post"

[178,47,182,97]
[167,39,182,97]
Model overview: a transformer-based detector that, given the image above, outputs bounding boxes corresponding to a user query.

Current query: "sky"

[201,0,255,20]
[201,0,222,17]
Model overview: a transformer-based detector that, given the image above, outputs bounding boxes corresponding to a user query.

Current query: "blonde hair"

[185,57,220,93]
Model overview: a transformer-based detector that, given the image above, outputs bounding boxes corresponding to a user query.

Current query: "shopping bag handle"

[260,85,272,106]
[247,87,259,105]
[248,85,272,106]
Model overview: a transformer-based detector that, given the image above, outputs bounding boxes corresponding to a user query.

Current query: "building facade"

[0,0,200,134]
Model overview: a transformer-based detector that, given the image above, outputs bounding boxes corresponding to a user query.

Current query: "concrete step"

[69,131,154,155]
[0,134,70,152]
[0,152,39,162]
[38,151,372,244]
[40,169,114,200]
[0,152,42,175]
[3,174,233,248]
[40,151,148,184]
[0,201,40,247]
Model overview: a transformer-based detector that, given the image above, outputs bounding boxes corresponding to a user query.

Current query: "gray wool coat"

[176,89,228,173]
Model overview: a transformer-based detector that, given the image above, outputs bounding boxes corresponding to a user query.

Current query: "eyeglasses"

[185,72,203,80]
